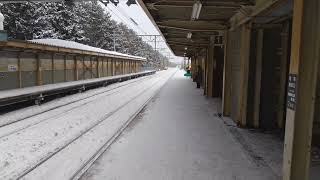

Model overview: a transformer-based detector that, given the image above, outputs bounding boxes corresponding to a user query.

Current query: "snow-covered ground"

[0,68,177,180]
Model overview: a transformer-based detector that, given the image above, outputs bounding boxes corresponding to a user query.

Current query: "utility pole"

[113,31,116,51]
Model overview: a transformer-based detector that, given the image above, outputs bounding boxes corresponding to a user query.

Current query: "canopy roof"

[138,0,292,57]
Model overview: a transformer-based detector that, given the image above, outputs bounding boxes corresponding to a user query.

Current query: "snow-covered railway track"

[0,74,156,139]
[0,69,176,180]
[0,74,155,128]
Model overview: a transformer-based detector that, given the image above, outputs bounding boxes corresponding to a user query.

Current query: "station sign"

[214,36,224,46]
[287,74,297,110]
[8,64,18,72]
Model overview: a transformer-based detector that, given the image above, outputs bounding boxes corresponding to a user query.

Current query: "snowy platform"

[0,71,155,107]
[81,70,279,180]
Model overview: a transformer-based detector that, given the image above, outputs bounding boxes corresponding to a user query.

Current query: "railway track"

[0,69,176,180]
[0,74,155,129]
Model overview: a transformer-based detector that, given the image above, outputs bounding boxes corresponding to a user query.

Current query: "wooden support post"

[17,53,22,88]
[237,23,251,127]
[124,60,126,74]
[129,61,131,73]
[51,54,55,83]
[36,53,42,86]
[112,59,115,76]
[204,49,209,96]
[64,55,67,82]
[106,59,108,76]
[207,36,215,97]
[277,22,290,129]
[136,62,139,72]
[90,56,93,78]
[191,57,196,81]
[101,58,104,77]
[282,1,320,180]
[74,56,78,81]
[222,31,232,116]
[96,57,100,78]
[253,29,263,128]
[82,56,85,79]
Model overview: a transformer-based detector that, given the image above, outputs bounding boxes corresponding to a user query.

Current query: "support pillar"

[64,55,67,82]
[277,22,290,129]
[253,29,263,128]
[74,56,78,81]
[282,0,320,180]
[18,53,22,88]
[207,36,215,97]
[237,23,251,126]
[36,53,42,86]
[222,31,232,116]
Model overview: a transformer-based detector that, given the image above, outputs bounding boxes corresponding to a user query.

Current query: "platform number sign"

[287,74,297,110]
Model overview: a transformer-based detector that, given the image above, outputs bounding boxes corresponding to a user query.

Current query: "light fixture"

[184,47,188,50]
[191,0,202,21]
[187,32,192,39]
[126,0,137,6]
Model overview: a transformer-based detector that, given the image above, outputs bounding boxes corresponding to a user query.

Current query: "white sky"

[101,0,183,64]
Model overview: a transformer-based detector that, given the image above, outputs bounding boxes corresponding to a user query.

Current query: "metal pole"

[113,31,116,52]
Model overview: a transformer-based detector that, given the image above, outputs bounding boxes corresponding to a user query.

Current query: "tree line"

[0,1,168,67]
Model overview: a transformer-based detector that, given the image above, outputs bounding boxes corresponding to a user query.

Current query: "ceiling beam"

[159,25,225,32]
[156,20,227,26]
[147,0,254,6]
[167,40,208,47]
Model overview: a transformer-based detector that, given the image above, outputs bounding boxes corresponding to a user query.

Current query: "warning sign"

[287,74,297,110]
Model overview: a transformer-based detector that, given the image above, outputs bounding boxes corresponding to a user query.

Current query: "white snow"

[29,39,146,61]
[0,75,152,136]
[0,69,176,180]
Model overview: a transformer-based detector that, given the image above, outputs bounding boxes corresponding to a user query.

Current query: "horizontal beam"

[147,0,254,6]
[156,20,227,26]
[167,40,208,47]
[158,25,225,32]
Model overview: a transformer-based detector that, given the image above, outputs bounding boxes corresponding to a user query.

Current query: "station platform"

[81,70,279,180]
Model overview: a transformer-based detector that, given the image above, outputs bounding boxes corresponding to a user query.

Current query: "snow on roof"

[29,39,146,61]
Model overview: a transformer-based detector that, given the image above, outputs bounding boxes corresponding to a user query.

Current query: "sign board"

[287,74,297,110]
[8,64,18,72]
[214,36,223,45]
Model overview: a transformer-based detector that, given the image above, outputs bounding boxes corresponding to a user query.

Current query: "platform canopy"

[138,0,255,56]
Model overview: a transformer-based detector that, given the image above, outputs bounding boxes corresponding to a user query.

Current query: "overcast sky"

[101,1,183,63]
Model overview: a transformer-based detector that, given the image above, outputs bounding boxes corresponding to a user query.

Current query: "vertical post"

[136,61,138,73]
[277,22,290,129]
[222,31,232,116]
[207,36,215,97]
[253,29,263,128]
[74,56,78,81]
[106,58,108,76]
[237,23,251,127]
[90,56,93,78]
[101,58,104,77]
[112,58,115,76]
[204,48,209,95]
[17,53,22,88]
[64,55,67,82]
[51,54,55,83]
[282,1,320,180]
[97,57,100,78]
[124,60,126,74]
[154,35,157,51]
[113,31,116,51]
[36,53,42,86]
[82,56,85,79]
